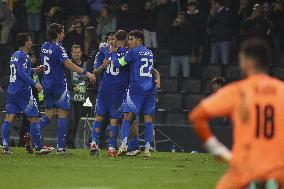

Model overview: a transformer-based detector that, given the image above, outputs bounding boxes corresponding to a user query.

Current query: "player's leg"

[90,90,107,155]
[27,116,51,155]
[117,112,134,155]
[142,93,156,157]
[39,92,55,129]
[216,169,244,189]
[107,92,125,156]
[126,120,141,156]
[119,90,142,148]
[53,88,70,154]
[108,118,119,156]
[90,115,104,155]
[20,97,52,155]
[1,113,16,154]
[56,109,69,153]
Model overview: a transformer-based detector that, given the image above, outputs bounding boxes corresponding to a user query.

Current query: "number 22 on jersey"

[140,58,153,77]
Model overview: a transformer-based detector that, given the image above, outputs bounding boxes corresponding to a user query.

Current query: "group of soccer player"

[2,20,284,188]
[1,23,160,157]
[91,29,160,157]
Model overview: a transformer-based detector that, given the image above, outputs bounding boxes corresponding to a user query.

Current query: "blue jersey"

[7,50,36,97]
[40,42,69,92]
[94,46,129,90]
[111,45,154,94]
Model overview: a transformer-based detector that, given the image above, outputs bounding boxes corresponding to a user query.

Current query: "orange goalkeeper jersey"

[200,74,284,177]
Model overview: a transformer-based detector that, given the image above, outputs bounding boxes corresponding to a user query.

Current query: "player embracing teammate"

[91,30,160,157]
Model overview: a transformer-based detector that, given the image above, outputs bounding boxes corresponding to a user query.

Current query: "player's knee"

[124,112,133,120]
[58,109,68,118]
[5,114,15,122]
[45,109,55,119]
[144,115,153,123]
[27,117,38,123]
[95,115,104,122]
[110,119,118,126]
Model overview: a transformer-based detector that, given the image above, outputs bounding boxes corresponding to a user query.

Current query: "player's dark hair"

[71,44,82,52]
[187,0,198,7]
[115,30,128,41]
[212,77,226,87]
[16,33,30,47]
[48,23,64,41]
[105,32,115,41]
[240,38,271,71]
[212,0,224,5]
[129,30,144,42]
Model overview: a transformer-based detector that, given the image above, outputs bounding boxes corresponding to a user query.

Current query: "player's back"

[40,42,68,91]
[8,50,32,96]
[129,45,154,93]
[229,74,284,176]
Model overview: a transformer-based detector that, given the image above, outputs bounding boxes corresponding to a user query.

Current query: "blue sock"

[39,116,50,129]
[1,121,11,148]
[144,122,153,148]
[108,125,119,148]
[30,122,42,150]
[120,120,131,145]
[128,136,139,151]
[57,118,67,149]
[92,121,101,144]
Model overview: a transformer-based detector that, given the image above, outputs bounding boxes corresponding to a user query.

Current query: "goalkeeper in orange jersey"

[189,39,284,189]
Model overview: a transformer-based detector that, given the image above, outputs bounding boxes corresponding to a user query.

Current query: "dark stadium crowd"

[0,0,284,75]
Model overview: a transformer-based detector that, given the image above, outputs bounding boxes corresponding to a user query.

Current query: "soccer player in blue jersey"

[109,30,157,157]
[1,33,51,155]
[39,23,96,154]
[90,30,129,156]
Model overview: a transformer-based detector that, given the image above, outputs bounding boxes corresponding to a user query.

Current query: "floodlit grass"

[0,148,227,189]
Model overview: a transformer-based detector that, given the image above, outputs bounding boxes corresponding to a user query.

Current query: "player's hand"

[35,83,42,92]
[102,59,111,69]
[109,45,118,53]
[86,72,96,84]
[155,78,160,89]
[34,65,45,73]
[204,137,232,163]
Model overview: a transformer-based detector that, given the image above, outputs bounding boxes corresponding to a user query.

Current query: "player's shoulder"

[17,50,28,59]
[267,75,284,89]
[218,81,240,93]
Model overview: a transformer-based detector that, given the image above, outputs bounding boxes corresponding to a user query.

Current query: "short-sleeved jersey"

[7,50,35,98]
[201,74,284,176]
[94,46,129,90]
[40,42,69,91]
[112,45,154,94]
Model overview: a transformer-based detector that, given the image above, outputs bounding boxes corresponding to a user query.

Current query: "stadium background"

[0,0,283,152]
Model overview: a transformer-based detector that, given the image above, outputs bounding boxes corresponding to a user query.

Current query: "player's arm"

[152,68,160,89]
[58,45,96,83]
[32,65,45,73]
[188,85,236,162]
[17,56,43,92]
[110,47,133,68]
[93,51,108,75]
[63,59,96,82]
[17,57,36,87]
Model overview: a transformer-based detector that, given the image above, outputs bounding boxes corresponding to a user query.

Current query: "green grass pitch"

[0,148,227,189]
